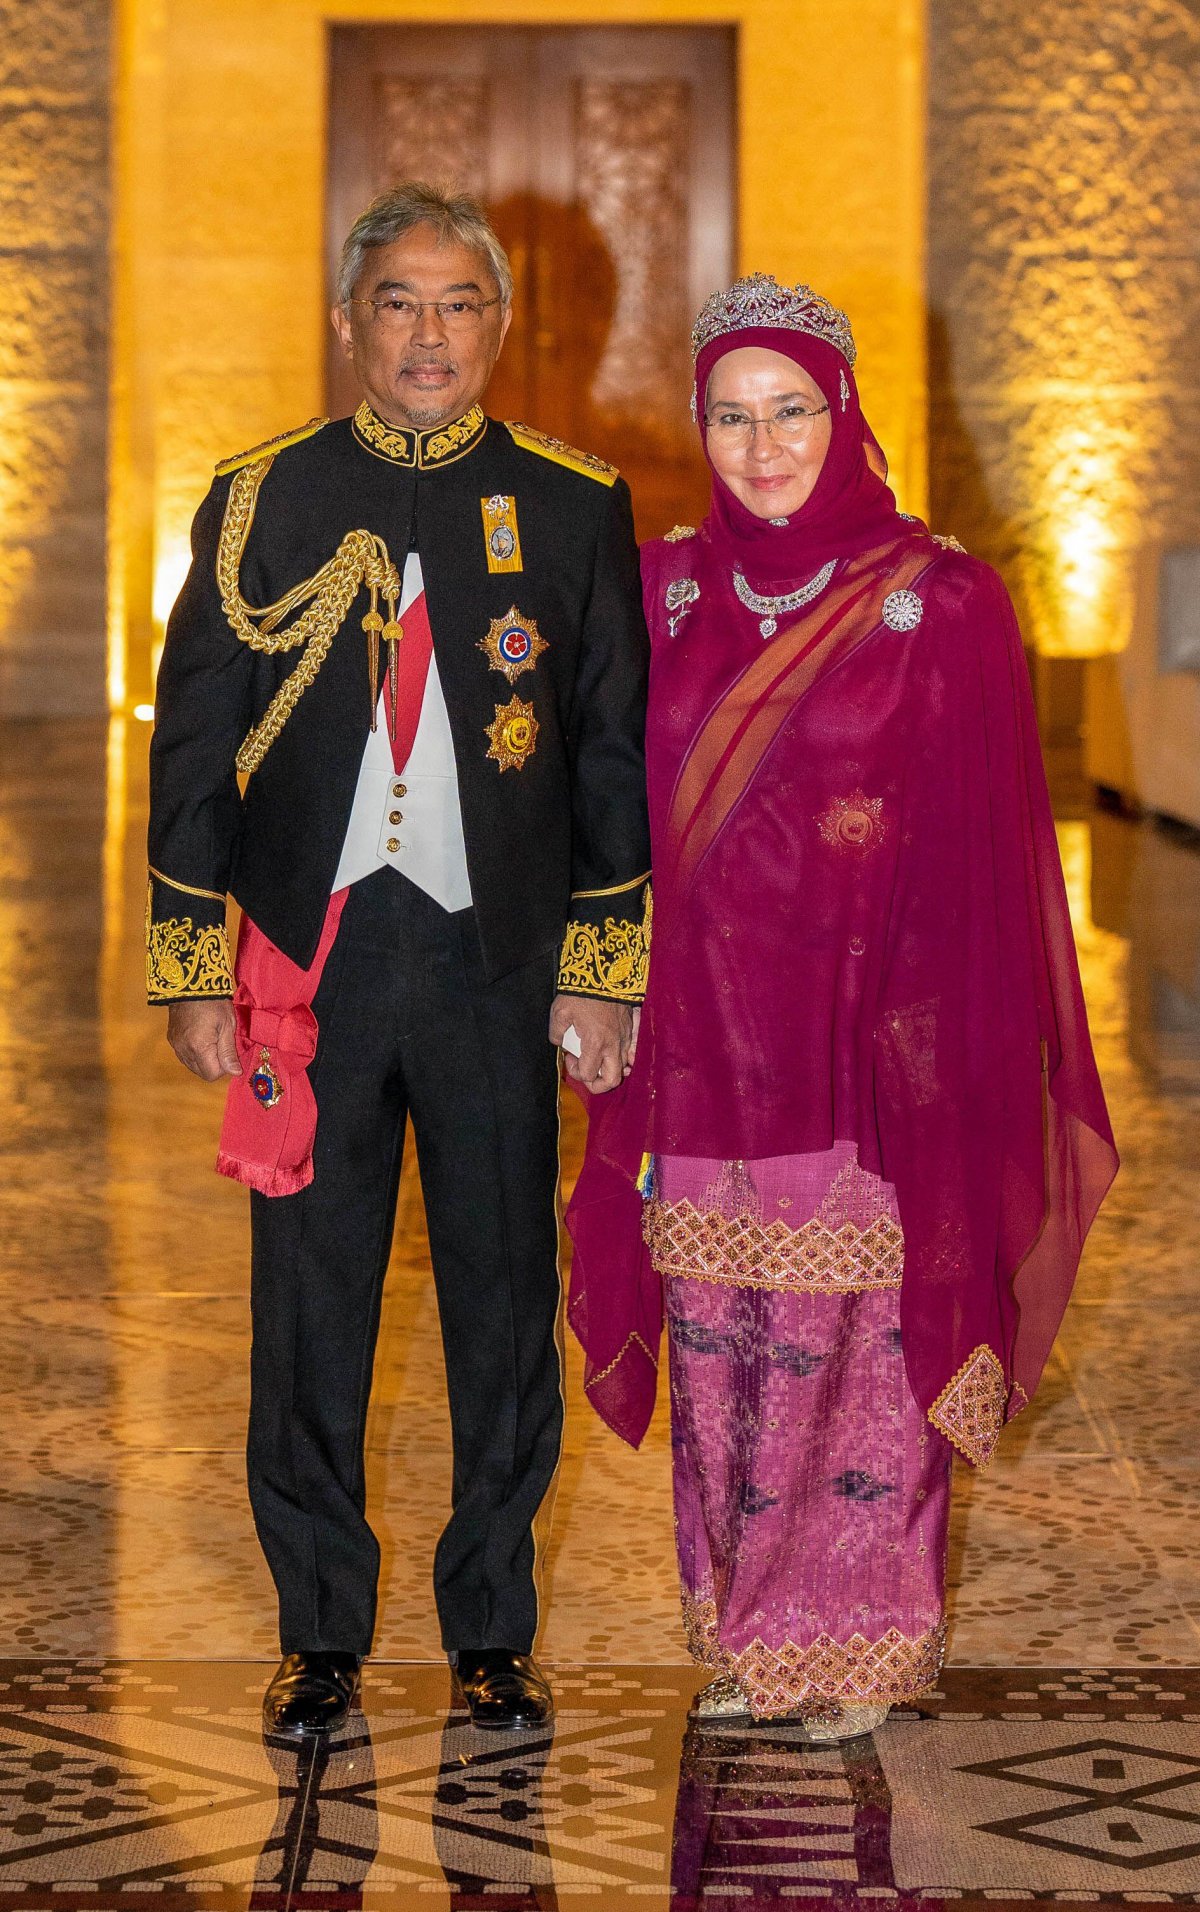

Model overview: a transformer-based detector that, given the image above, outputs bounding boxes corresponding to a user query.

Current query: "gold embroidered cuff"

[145,877,233,1003]
[558,884,652,1002]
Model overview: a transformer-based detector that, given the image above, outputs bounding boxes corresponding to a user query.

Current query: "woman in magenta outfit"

[567,275,1117,1740]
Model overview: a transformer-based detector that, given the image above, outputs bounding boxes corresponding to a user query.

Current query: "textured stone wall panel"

[0,0,109,716]
[0,256,107,385]
[0,0,108,94]
[0,107,108,246]
[929,0,1200,656]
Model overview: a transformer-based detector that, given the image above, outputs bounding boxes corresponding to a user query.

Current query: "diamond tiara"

[690,273,857,368]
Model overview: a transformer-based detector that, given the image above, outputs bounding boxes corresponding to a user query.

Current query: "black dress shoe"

[452,1649,553,1731]
[262,1651,361,1739]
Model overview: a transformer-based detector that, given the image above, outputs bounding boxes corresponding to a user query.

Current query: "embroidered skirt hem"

[682,1588,945,1719]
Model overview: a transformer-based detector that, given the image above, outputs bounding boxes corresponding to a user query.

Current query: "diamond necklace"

[733,560,838,637]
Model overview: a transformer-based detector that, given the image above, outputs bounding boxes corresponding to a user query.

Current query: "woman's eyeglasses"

[705,403,830,449]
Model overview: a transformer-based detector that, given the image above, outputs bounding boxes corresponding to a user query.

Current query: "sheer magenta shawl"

[565,325,1117,1463]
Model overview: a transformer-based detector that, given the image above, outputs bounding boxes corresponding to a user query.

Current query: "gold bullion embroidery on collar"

[664,524,696,542]
[485,693,539,772]
[479,607,546,684]
[353,401,486,468]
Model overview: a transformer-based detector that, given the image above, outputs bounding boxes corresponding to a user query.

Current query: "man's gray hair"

[337,181,513,308]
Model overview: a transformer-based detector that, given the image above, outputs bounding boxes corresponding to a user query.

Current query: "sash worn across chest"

[665,540,934,895]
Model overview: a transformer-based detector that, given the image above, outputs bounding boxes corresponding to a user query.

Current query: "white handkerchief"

[561,1024,583,1059]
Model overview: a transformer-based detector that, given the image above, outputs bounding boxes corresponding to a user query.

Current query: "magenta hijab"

[694,327,907,580]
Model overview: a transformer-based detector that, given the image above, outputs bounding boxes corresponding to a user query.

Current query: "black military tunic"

[148,401,650,1001]
[147,402,651,1658]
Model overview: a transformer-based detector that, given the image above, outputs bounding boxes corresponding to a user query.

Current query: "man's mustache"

[400,353,459,375]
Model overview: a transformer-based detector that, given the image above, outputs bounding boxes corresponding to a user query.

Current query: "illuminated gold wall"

[928,0,1200,663]
[107,0,926,712]
[0,0,109,716]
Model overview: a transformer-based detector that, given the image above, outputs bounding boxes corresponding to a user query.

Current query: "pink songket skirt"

[646,1142,952,1721]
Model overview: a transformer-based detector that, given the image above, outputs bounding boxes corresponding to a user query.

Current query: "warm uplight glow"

[1055,819,1092,936]
[1056,506,1122,652]
[133,704,155,722]
[153,542,192,639]
[1023,422,1138,660]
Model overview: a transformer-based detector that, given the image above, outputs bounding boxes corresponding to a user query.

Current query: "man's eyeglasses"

[705,402,830,449]
[348,296,502,330]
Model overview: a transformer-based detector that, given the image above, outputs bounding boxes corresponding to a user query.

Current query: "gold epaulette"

[215,417,328,478]
[505,421,619,487]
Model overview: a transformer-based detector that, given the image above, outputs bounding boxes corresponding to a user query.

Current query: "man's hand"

[549,994,637,1095]
[167,1000,242,1081]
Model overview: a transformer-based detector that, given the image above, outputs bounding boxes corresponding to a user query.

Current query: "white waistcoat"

[332,554,473,913]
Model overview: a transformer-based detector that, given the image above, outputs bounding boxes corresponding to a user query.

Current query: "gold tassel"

[362,590,384,731]
[383,586,403,743]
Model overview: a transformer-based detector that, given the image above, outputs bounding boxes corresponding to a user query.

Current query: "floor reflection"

[0,1662,1198,1906]
[251,1725,378,1909]
[433,1713,559,1909]
[1092,808,1200,1091]
[670,1717,890,1904]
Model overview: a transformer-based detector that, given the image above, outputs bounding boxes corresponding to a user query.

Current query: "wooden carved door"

[326,26,736,537]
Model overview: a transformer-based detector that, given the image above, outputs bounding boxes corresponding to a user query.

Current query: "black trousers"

[247,868,564,1658]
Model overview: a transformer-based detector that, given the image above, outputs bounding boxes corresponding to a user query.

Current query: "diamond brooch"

[665,578,700,636]
[882,589,924,632]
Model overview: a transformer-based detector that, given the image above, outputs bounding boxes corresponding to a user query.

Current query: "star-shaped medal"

[485,694,540,772]
[478,606,548,684]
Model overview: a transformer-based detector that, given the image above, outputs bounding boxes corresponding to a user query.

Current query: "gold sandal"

[691,1674,754,1719]
[802,1704,890,1743]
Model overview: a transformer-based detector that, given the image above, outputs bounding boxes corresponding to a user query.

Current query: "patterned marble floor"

[1,717,1199,1902]
[0,1660,1197,1908]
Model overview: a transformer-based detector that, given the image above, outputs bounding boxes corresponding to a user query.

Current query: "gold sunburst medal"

[479,606,547,684]
[485,694,539,772]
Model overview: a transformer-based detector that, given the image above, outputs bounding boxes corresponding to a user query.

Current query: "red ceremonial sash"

[216,591,435,1196]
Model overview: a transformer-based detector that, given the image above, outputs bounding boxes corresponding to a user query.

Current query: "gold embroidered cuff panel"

[145,871,233,1004]
[557,879,652,1002]
[927,1343,1008,1468]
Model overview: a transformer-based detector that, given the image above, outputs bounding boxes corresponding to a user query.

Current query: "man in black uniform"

[148,183,650,1738]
